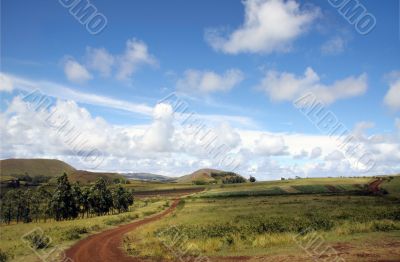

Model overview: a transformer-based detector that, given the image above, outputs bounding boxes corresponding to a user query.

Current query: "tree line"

[0,173,134,224]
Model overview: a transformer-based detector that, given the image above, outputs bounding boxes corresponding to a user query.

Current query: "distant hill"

[0,158,76,177]
[124,173,175,182]
[0,159,126,184]
[69,170,126,184]
[176,168,246,184]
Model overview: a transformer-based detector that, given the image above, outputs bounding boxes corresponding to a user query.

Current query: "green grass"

[0,198,170,262]
[124,193,400,260]
[381,175,400,197]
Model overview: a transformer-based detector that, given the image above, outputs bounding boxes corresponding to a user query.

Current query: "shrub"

[373,220,399,232]
[90,224,101,231]
[192,180,208,185]
[0,250,8,262]
[24,231,51,249]
[62,226,88,240]
[105,214,139,225]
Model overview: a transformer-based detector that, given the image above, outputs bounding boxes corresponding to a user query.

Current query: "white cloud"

[321,36,346,55]
[116,38,158,81]
[141,103,174,152]
[0,73,14,92]
[258,67,367,104]
[384,75,400,111]
[64,59,92,83]
[1,95,399,178]
[86,47,115,77]
[310,147,322,159]
[253,134,288,155]
[205,0,319,54]
[324,150,344,161]
[177,69,244,94]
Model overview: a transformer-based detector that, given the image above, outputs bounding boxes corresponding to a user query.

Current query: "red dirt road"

[65,199,180,262]
[368,178,385,194]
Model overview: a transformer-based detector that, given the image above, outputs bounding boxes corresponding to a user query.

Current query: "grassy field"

[0,197,170,262]
[123,177,400,261]
[2,176,399,261]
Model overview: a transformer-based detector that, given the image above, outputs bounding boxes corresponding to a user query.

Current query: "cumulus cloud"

[86,47,115,77]
[141,103,174,152]
[384,72,400,111]
[63,38,157,82]
[64,59,92,83]
[258,67,367,104]
[205,0,319,54]
[116,38,158,81]
[253,134,288,155]
[310,147,322,159]
[324,150,344,161]
[321,36,346,55]
[1,94,399,179]
[0,73,14,92]
[176,69,244,94]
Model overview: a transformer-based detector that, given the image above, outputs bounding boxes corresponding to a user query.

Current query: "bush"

[105,214,139,225]
[62,226,88,240]
[192,180,208,185]
[23,231,51,249]
[90,224,101,231]
[0,250,8,262]
[373,220,399,232]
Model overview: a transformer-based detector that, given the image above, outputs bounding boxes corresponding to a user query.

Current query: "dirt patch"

[368,178,385,194]
[66,199,181,262]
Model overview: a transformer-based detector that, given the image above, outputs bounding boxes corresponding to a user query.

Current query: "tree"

[112,185,134,213]
[1,190,17,224]
[72,183,83,218]
[80,187,91,218]
[249,176,256,183]
[222,176,246,184]
[37,186,52,222]
[50,173,78,221]
[89,178,113,216]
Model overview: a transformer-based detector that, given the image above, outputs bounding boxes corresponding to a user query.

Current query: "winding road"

[66,199,180,262]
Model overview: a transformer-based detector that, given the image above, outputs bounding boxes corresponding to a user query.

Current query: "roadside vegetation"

[0,196,169,261]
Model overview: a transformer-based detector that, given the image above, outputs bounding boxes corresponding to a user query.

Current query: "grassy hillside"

[0,159,76,177]
[0,159,126,185]
[68,170,127,184]
[176,168,246,184]
[381,175,400,197]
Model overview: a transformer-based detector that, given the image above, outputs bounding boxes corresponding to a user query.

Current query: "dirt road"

[368,178,385,194]
[65,199,180,262]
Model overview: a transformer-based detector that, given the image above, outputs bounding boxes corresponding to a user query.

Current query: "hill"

[124,173,175,182]
[176,168,246,184]
[0,158,76,177]
[0,159,126,184]
[69,170,127,184]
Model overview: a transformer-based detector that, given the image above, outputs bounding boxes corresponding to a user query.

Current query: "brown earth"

[65,198,181,262]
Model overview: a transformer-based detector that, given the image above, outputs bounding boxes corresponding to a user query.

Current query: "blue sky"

[1,0,399,179]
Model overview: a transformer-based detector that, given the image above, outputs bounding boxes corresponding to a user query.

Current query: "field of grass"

[123,177,400,261]
[196,177,371,197]
[381,175,400,198]
[0,197,170,262]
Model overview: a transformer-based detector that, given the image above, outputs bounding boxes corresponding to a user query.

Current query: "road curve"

[66,199,180,262]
